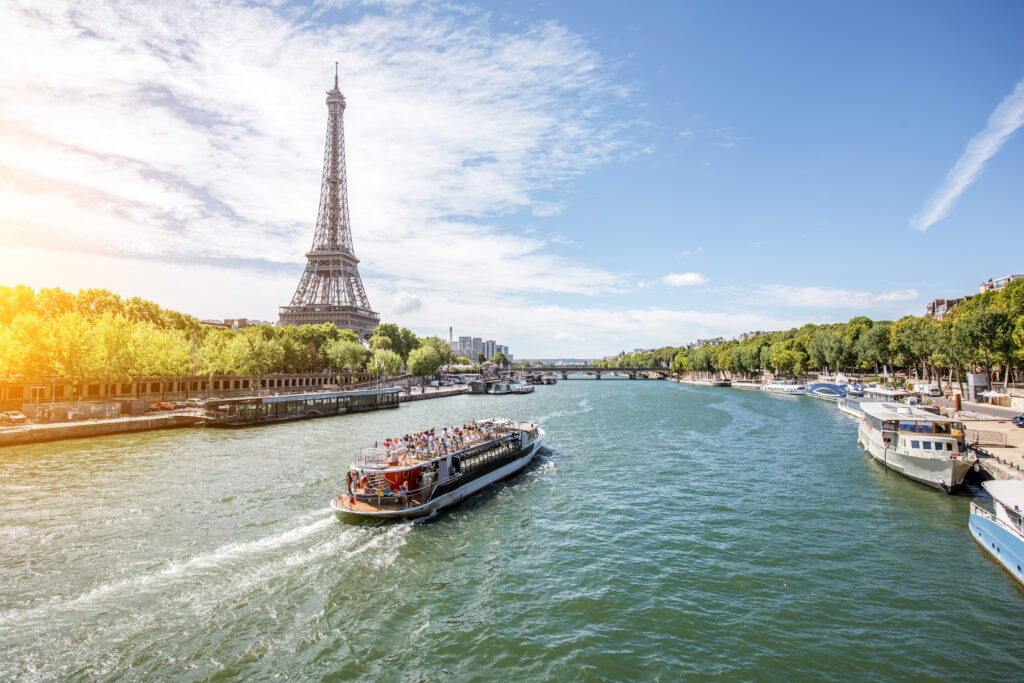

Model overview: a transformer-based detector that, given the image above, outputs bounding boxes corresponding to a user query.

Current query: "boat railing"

[970,501,995,522]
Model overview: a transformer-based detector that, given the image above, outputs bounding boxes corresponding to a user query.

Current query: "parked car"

[1013,414,1024,428]
[184,398,204,408]
[151,402,175,411]
[0,410,28,423]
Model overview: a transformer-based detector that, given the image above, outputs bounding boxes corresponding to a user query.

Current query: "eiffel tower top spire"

[278,68,380,338]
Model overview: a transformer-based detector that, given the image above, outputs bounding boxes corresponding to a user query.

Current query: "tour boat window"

[946,442,953,451]
[917,422,935,434]
[899,421,916,432]
[911,440,920,449]
[922,442,932,450]
[934,422,951,434]
[883,420,898,431]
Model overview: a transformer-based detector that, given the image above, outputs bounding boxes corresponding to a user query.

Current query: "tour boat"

[970,480,1024,586]
[856,402,975,492]
[760,380,806,395]
[731,380,762,390]
[487,382,513,395]
[331,419,544,519]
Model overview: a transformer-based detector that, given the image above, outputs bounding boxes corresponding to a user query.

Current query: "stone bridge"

[503,365,671,380]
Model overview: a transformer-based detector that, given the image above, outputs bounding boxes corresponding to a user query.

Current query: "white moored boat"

[760,379,806,395]
[970,480,1024,586]
[856,402,975,492]
[331,419,544,519]
[509,379,535,394]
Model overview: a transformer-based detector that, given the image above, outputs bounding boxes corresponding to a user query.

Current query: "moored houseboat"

[202,388,399,428]
[856,402,975,491]
[331,419,544,518]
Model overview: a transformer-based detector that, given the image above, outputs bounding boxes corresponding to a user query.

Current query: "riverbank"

[0,384,472,447]
[0,412,202,447]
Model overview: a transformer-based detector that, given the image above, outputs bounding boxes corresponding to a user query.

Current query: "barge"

[202,388,399,428]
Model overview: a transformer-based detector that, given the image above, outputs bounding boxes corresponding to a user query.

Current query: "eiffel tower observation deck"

[279,66,380,339]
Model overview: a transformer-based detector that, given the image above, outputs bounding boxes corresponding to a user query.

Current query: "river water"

[1,380,1022,680]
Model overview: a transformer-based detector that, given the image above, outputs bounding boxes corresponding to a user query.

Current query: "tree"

[488,351,509,367]
[198,329,235,393]
[371,349,402,376]
[324,339,368,373]
[231,328,284,393]
[454,356,471,365]
[671,352,690,375]
[420,336,455,367]
[808,331,845,375]
[368,334,393,351]
[477,351,486,363]
[856,322,891,373]
[408,345,442,376]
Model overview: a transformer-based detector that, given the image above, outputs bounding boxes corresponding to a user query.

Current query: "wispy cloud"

[757,285,918,309]
[662,272,708,286]
[911,77,1024,231]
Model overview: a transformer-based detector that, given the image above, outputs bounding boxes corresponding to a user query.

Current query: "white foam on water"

[0,509,334,628]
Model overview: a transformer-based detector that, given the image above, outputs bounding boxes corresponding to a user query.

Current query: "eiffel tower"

[279,65,380,338]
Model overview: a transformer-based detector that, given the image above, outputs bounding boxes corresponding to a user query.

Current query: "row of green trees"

[0,286,459,396]
[593,279,1024,394]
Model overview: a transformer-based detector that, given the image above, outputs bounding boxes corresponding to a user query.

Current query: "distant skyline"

[1,1,1022,357]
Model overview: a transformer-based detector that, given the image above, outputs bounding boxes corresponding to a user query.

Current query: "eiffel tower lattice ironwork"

[279,65,380,338]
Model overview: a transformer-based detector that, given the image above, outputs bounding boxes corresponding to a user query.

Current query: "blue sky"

[1,0,1022,357]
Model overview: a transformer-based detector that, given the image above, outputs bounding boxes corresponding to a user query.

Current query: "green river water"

[1,380,1022,681]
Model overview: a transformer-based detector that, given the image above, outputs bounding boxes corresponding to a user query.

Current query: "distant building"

[737,331,767,342]
[925,297,971,320]
[200,319,230,330]
[449,331,511,361]
[980,274,1024,293]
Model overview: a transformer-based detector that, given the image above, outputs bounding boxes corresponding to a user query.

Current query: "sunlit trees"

[408,345,443,377]
[324,339,368,374]
[231,328,284,392]
[371,349,402,376]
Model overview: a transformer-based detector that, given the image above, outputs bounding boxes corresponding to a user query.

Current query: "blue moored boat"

[970,480,1024,587]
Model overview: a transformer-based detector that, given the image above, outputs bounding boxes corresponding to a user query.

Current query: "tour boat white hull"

[332,434,543,519]
[858,424,973,491]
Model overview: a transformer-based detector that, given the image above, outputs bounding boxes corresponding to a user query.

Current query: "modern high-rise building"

[279,66,379,338]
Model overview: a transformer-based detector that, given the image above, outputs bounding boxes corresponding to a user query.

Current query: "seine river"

[1,380,1022,680]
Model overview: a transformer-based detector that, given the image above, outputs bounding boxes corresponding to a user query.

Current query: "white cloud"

[678,247,703,257]
[911,77,1024,231]
[757,285,919,309]
[662,272,708,286]
[390,291,423,315]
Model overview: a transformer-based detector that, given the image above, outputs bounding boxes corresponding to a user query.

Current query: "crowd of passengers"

[340,422,505,504]
[375,421,503,465]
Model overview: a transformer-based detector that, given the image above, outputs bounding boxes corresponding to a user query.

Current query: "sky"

[1,0,1023,358]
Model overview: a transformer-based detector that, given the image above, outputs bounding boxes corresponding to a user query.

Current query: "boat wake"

[0,508,410,631]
